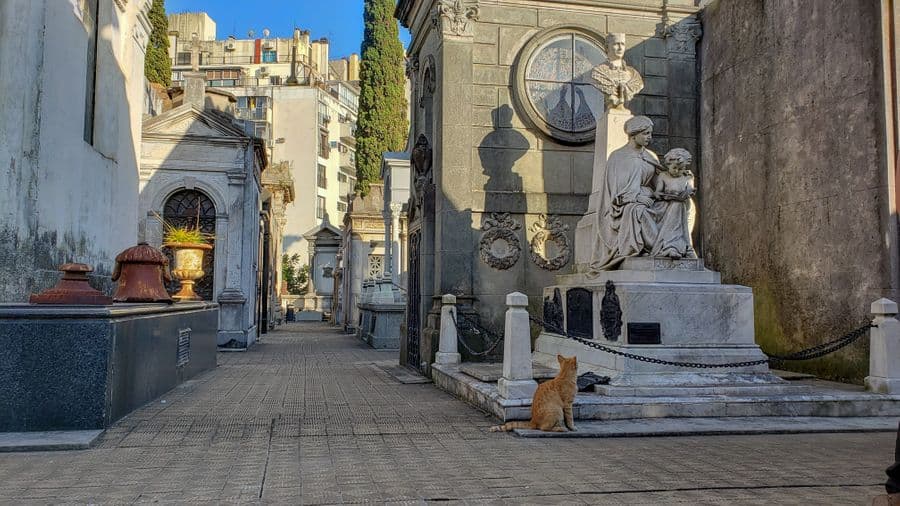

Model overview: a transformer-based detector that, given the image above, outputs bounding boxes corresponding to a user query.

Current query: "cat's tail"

[489,421,532,432]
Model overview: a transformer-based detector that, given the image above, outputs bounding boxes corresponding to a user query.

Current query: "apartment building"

[167,12,360,265]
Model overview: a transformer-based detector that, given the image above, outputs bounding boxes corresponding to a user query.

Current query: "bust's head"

[607,33,626,60]
[664,148,692,175]
[624,116,653,147]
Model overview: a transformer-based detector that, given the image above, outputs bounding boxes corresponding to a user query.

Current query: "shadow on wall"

[0,1,140,301]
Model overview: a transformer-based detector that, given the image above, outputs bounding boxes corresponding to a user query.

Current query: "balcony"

[339,150,356,171]
[340,122,356,146]
[339,180,352,199]
[234,108,268,121]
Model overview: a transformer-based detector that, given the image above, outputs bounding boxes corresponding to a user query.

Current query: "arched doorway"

[163,189,217,300]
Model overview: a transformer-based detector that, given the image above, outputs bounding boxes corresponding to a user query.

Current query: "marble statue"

[652,148,697,259]
[592,33,644,110]
[590,117,700,271]
[590,116,663,271]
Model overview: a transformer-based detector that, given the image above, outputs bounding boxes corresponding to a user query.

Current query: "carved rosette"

[479,213,521,270]
[663,19,702,59]
[432,0,479,38]
[529,214,570,270]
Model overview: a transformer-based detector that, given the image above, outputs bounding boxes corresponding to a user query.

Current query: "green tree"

[144,0,172,86]
[282,254,309,295]
[355,0,408,196]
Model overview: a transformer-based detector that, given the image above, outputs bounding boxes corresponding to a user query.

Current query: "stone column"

[433,2,476,300]
[435,294,461,364]
[866,298,900,394]
[390,202,402,285]
[306,238,317,302]
[498,292,537,399]
[574,106,633,267]
[383,208,392,278]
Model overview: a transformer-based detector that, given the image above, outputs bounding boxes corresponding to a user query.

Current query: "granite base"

[0,302,218,432]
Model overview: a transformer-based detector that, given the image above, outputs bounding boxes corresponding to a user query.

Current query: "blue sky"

[165,0,411,59]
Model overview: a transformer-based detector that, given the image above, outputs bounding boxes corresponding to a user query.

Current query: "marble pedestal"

[533,258,789,394]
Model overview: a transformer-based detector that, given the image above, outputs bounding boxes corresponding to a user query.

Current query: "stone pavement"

[0,322,892,504]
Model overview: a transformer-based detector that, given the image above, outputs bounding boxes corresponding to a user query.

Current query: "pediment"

[143,104,247,139]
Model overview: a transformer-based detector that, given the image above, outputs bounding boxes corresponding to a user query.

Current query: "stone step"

[593,382,811,397]
[432,363,900,422]
[459,362,557,382]
[511,416,898,438]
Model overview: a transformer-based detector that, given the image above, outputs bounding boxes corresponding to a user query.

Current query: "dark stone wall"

[700,0,895,381]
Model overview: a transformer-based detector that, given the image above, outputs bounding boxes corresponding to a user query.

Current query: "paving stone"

[0,322,891,504]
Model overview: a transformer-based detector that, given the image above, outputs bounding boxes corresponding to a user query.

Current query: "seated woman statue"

[590,115,664,271]
[651,148,697,259]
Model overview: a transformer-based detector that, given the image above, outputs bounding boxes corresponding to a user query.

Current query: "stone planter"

[164,242,213,301]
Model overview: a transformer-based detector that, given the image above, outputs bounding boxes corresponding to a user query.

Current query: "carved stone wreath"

[529,214,570,270]
[479,213,521,270]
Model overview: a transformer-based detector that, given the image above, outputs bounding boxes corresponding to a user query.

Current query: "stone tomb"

[533,257,794,396]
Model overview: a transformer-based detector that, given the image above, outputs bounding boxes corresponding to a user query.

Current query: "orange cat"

[490,354,578,432]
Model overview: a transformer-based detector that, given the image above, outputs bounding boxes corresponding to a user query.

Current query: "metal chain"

[527,314,874,369]
[451,311,505,357]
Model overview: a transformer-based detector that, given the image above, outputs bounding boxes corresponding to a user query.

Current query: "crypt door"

[406,230,422,370]
[163,189,217,300]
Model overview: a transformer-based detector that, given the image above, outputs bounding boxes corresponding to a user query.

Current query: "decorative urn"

[30,263,113,305]
[112,242,173,302]
[164,241,213,301]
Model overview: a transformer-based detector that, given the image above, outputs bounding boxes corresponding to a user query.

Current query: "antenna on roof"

[248,29,255,38]
[262,28,271,38]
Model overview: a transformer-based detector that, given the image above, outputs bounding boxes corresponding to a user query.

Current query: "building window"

[319,132,330,158]
[514,27,607,144]
[176,52,192,65]
[82,0,99,144]
[316,196,326,219]
[337,202,347,212]
[317,164,327,189]
[262,49,277,63]
[367,255,384,278]
[270,75,283,85]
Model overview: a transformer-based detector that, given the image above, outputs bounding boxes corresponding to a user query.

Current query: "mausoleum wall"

[0,0,152,301]
[401,0,703,338]
[700,0,896,381]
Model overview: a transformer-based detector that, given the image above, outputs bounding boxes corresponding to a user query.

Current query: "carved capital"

[405,55,420,79]
[663,18,702,60]
[432,0,479,38]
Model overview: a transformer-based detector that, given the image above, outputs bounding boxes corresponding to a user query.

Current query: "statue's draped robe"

[590,146,662,271]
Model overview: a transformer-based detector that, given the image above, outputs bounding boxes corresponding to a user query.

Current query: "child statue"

[651,148,697,259]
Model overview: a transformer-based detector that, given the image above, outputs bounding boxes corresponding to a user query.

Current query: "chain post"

[435,294,461,365]
[498,292,537,399]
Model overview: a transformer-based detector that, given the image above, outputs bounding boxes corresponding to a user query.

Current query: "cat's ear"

[557,354,564,365]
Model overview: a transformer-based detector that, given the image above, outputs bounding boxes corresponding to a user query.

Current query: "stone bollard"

[435,294,461,365]
[498,292,538,399]
[866,298,900,394]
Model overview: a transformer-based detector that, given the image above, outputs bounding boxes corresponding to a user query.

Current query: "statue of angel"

[592,33,644,110]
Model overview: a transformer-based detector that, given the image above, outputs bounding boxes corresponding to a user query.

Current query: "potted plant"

[155,212,214,301]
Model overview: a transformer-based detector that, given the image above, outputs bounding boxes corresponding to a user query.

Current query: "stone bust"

[592,33,644,110]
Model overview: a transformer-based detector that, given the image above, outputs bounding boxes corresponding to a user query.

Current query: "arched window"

[163,189,217,300]
[514,27,607,144]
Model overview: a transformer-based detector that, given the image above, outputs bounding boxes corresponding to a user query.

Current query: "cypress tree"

[144,0,172,86]
[355,0,408,196]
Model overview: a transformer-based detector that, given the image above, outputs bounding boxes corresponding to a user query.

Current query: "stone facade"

[699,0,898,381]
[337,185,388,332]
[0,0,152,300]
[397,0,703,364]
[139,90,272,348]
[299,221,342,319]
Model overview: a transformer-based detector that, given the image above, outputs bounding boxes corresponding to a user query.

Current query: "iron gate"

[163,189,216,300]
[406,231,421,370]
